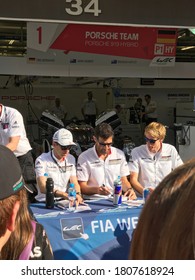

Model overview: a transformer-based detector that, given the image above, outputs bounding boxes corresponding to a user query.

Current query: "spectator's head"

[137,98,142,104]
[144,94,151,104]
[144,122,166,153]
[115,104,122,113]
[87,91,93,100]
[0,145,33,257]
[55,98,61,107]
[93,123,114,156]
[134,98,143,109]
[130,158,195,260]
[52,128,76,158]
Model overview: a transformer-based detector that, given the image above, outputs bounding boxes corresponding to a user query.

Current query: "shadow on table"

[54,249,79,260]
[101,223,131,260]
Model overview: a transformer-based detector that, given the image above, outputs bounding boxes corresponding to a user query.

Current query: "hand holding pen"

[99,184,112,195]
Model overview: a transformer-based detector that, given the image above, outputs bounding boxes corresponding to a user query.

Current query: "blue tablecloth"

[30,199,143,260]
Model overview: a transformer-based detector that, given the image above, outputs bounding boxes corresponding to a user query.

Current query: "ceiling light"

[9,40,15,45]
[181,46,195,51]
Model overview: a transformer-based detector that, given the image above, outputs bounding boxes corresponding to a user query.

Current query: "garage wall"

[0,86,113,122]
[1,76,195,146]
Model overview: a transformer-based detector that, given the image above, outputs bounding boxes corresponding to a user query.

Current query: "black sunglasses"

[58,144,73,150]
[145,137,159,144]
[98,141,113,147]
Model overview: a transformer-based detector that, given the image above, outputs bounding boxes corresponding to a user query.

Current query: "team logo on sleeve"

[35,161,42,169]
[76,163,82,171]
[12,121,20,128]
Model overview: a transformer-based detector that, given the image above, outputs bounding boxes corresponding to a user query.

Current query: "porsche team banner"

[27,23,177,67]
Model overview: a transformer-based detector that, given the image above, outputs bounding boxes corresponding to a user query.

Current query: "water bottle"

[46,177,54,209]
[143,187,150,203]
[68,183,76,211]
[113,176,122,206]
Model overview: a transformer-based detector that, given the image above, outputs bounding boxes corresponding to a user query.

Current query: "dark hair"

[145,94,151,99]
[115,104,121,109]
[94,123,114,139]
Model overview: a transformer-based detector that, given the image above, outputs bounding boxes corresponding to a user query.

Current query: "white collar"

[0,104,5,122]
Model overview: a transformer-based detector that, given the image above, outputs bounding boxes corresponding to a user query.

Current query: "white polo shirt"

[145,100,158,119]
[128,143,183,188]
[35,150,76,201]
[0,105,32,157]
[77,145,129,193]
[82,99,97,115]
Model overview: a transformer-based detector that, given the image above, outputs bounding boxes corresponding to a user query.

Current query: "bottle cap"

[69,183,74,188]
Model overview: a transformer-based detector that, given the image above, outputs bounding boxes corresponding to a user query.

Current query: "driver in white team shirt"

[129,122,183,196]
[77,122,137,200]
[35,128,83,206]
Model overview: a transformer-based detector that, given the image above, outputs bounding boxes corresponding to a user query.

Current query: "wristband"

[76,192,82,196]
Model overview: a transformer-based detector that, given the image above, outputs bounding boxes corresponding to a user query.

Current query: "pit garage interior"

[0,20,195,162]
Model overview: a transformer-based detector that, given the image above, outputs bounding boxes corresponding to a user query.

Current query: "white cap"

[53,128,76,146]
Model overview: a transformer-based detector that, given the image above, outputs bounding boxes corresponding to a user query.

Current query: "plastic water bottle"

[143,187,150,203]
[68,183,76,211]
[46,177,54,209]
[113,176,122,206]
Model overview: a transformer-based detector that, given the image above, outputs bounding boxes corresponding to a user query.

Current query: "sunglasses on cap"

[58,144,73,150]
[145,137,159,144]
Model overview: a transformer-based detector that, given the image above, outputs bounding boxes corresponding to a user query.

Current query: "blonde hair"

[145,122,166,140]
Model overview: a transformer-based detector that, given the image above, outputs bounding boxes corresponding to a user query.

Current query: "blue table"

[30,199,143,260]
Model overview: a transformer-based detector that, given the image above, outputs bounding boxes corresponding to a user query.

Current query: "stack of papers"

[55,199,69,208]
[83,194,112,200]
[123,199,144,207]
[55,200,91,212]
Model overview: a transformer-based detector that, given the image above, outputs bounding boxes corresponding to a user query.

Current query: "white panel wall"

[2,56,195,78]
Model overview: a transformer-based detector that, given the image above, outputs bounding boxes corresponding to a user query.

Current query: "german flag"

[157,29,177,44]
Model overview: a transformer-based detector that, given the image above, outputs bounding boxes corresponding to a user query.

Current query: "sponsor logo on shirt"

[76,163,82,171]
[160,155,171,161]
[90,160,103,167]
[12,120,20,128]
[66,165,73,172]
[108,159,121,165]
[47,166,58,170]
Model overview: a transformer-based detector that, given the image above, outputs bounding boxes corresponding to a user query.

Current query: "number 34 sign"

[65,0,101,17]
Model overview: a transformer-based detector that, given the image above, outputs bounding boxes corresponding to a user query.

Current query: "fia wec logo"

[60,217,84,240]
[156,57,174,63]
[150,56,175,67]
